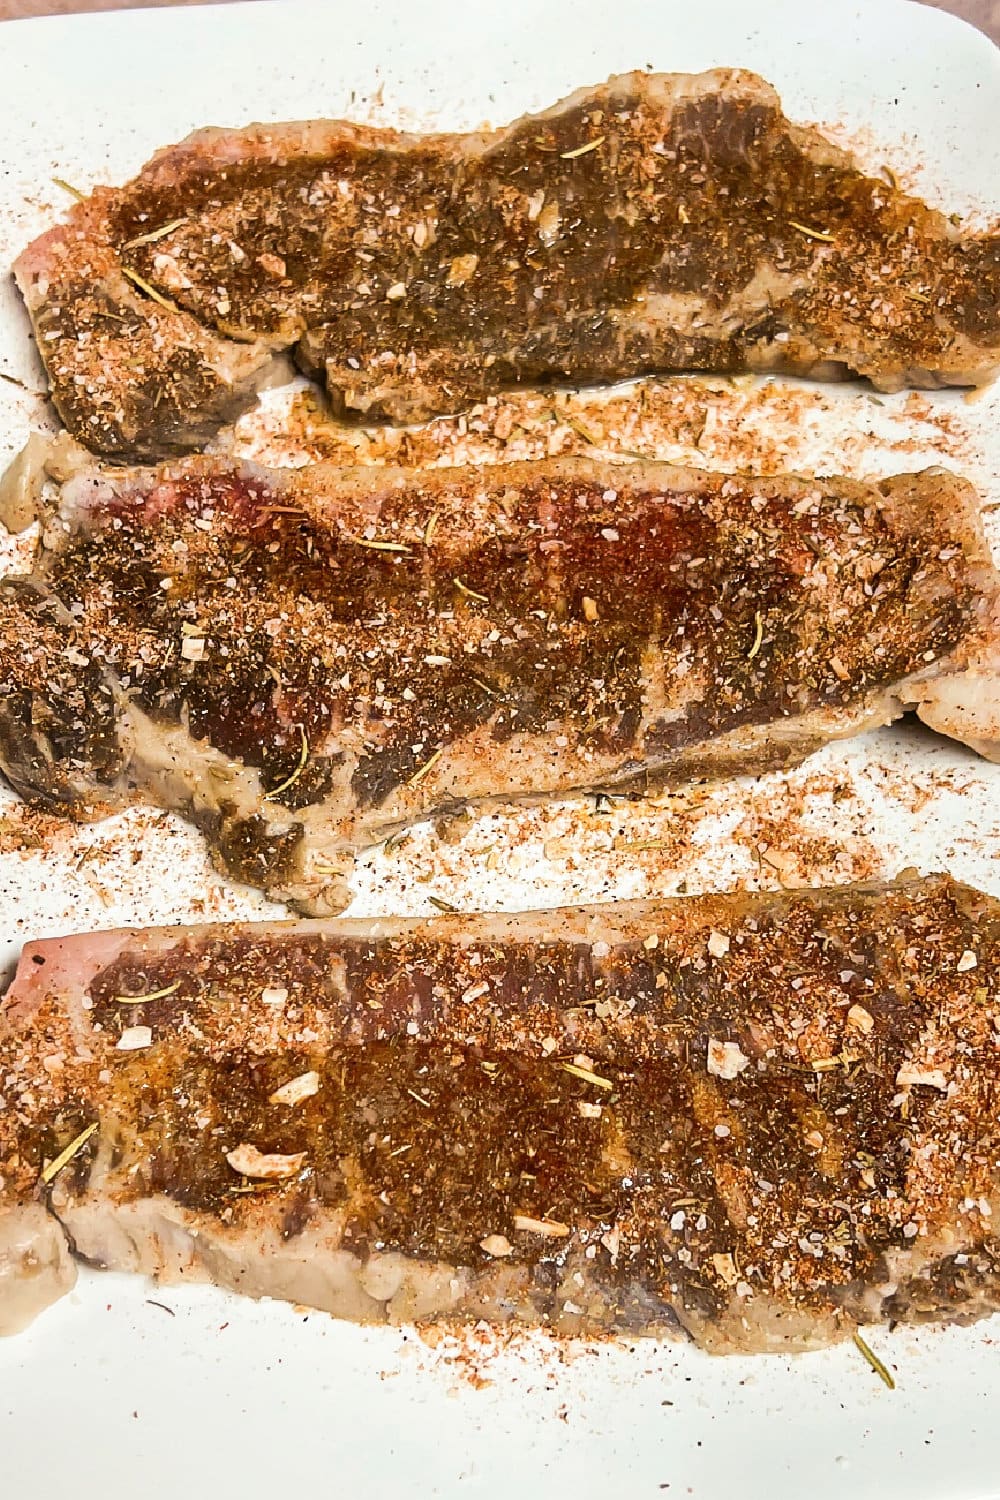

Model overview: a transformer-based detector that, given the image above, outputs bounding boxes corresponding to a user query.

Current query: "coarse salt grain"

[445,253,479,287]
[226,1144,305,1179]
[117,1026,152,1051]
[480,1234,513,1258]
[707,1038,749,1080]
[711,1252,739,1286]
[601,1225,621,1263]
[707,930,730,959]
[896,1062,948,1092]
[269,1071,321,1106]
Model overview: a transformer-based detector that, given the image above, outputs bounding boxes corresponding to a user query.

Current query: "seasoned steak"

[0,440,996,912]
[1,874,998,1348]
[14,69,1000,461]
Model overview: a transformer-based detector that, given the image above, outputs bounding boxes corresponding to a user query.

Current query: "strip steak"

[1,875,998,1347]
[1,440,996,911]
[14,69,1000,460]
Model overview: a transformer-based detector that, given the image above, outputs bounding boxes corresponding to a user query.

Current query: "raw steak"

[1,874,998,1349]
[1,438,997,912]
[14,69,1000,460]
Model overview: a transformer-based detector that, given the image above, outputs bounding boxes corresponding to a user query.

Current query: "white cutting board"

[1,1,999,1496]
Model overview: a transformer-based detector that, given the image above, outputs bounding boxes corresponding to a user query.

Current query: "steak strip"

[1,439,996,912]
[14,69,1000,460]
[1,874,998,1349]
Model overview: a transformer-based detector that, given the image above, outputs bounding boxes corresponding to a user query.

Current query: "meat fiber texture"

[13,69,1000,461]
[1,874,998,1350]
[0,438,997,913]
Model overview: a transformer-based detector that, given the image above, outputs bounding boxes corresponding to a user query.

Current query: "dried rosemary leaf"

[122,218,188,250]
[347,534,412,553]
[560,136,605,159]
[453,577,489,604]
[264,725,309,801]
[853,1331,896,1389]
[113,979,182,1004]
[513,1213,571,1237]
[565,415,599,445]
[560,1060,613,1090]
[52,176,85,202]
[0,369,34,392]
[408,747,443,786]
[41,1121,98,1185]
[788,220,835,242]
[121,266,183,314]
